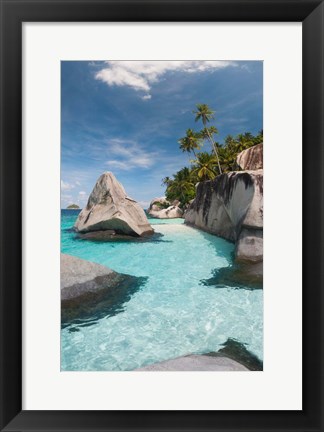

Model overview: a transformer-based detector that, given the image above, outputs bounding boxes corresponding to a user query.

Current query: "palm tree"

[166,167,195,205]
[224,134,238,154]
[254,129,263,144]
[161,176,172,187]
[236,133,255,152]
[193,104,222,174]
[218,146,237,172]
[178,129,202,158]
[191,152,218,181]
[199,126,218,141]
[193,103,215,125]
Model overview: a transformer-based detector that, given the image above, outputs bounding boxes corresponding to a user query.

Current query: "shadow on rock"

[62,274,148,330]
[201,261,263,290]
[207,338,263,371]
[74,230,171,244]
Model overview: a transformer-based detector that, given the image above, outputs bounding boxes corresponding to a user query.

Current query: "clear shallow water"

[61,210,263,371]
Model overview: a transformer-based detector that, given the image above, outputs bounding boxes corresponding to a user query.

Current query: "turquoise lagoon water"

[61,210,263,371]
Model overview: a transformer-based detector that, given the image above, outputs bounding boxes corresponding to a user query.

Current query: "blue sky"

[61,60,263,209]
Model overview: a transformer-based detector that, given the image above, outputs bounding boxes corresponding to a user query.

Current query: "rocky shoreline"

[62,148,263,369]
[183,144,263,287]
[61,254,261,371]
[184,145,263,264]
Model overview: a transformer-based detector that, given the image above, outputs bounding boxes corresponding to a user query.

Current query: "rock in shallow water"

[61,254,147,325]
[136,354,249,371]
[149,196,170,209]
[216,338,263,371]
[76,230,139,242]
[149,205,183,219]
[201,261,263,290]
[135,338,262,371]
[236,228,263,262]
[148,196,183,219]
[61,253,118,299]
[185,170,263,263]
[74,172,154,237]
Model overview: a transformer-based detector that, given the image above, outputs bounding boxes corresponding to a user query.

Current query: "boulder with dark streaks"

[237,143,263,170]
[185,170,263,262]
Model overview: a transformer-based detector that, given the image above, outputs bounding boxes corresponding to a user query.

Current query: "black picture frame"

[0,0,323,431]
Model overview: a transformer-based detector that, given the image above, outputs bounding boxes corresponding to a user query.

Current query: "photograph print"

[61,60,263,371]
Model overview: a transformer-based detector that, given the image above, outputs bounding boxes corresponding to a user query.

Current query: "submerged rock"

[201,261,263,290]
[61,253,129,300]
[76,230,138,242]
[75,230,165,243]
[136,354,249,371]
[214,338,263,371]
[237,143,263,170]
[185,170,263,262]
[61,253,146,325]
[74,172,153,237]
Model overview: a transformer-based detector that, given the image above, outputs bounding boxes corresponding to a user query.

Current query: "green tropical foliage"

[152,201,170,209]
[162,102,263,207]
[216,130,263,172]
[161,176,172,188]
[194,104,222,174]
[199,126,218,140]
[193,103,215,125]
[191,152,218,181]
[178,129,202,158]
[164,167,196,206]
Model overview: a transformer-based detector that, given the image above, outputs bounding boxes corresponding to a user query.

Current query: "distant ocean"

[61,209,263,371]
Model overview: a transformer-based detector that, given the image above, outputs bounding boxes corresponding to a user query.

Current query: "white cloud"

[61,193,74,209]
[95,61,236,97]
[61,194,72,201]
[106,160,130,170]
[61,180,75,191]
[105,138,158,171]
[78,191,87,196]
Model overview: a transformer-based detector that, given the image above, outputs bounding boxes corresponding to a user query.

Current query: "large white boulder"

[149,205,183,219]
[148,197,169,213]
[149,196,170,209]
[148,196,183,219]
[237,143,263,170]
[136,354,249,371]
[74,172,153,237]
[61,253,147,324]
[61,253,120,300]
[185,170,263,262]
[236,228,263,262]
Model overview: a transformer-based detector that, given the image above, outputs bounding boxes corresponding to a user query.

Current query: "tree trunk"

[205,128,222,174]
